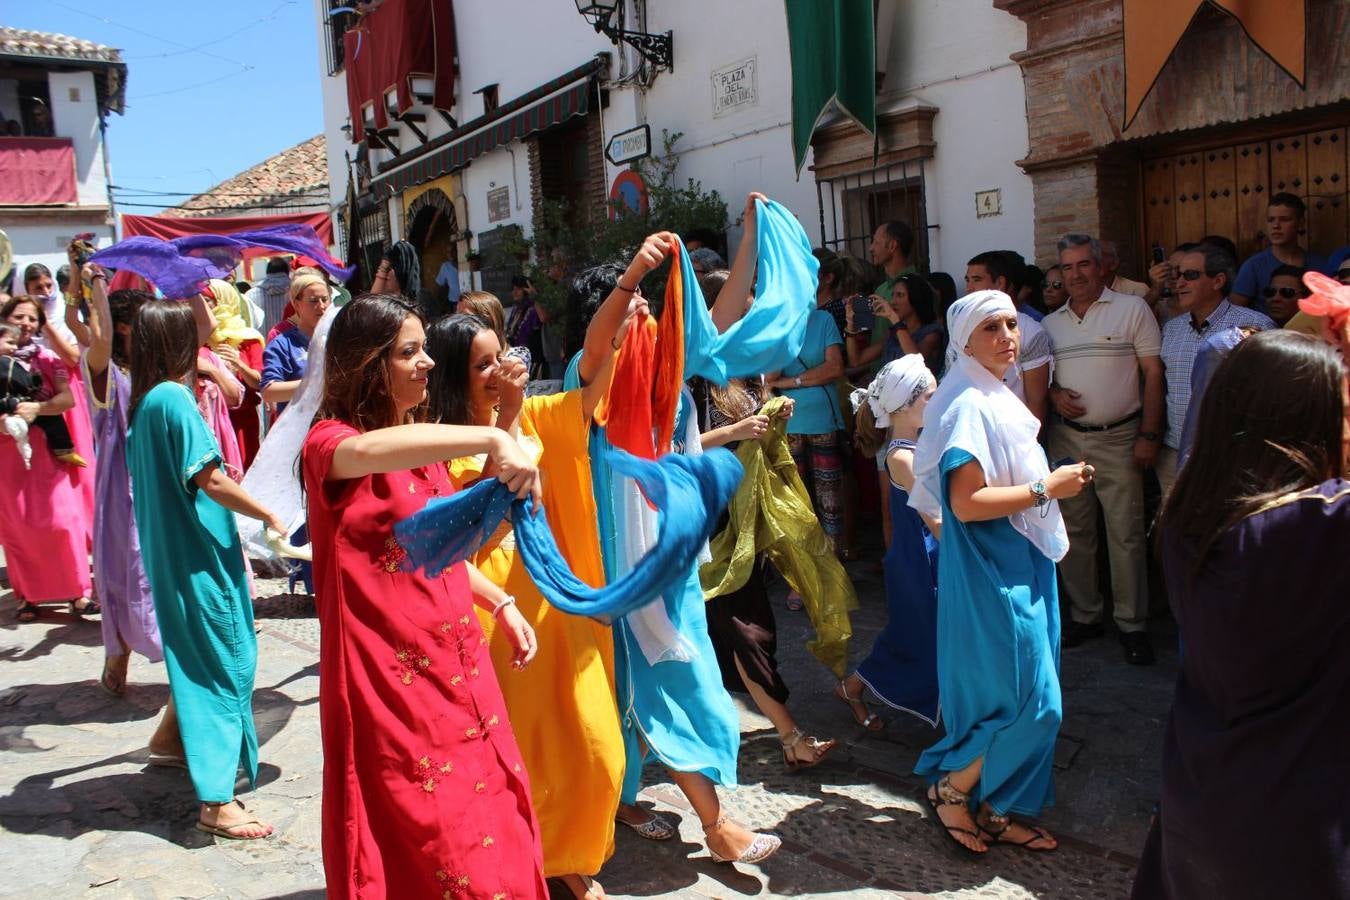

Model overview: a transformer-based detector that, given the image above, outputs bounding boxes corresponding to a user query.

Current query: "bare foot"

[198,800,273,840]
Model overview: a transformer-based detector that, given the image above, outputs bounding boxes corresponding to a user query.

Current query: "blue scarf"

[393,447,743,619]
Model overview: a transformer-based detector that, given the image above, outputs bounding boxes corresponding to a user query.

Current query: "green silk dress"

[126,381,258,802]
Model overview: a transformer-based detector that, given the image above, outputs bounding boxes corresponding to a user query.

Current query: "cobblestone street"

[0,556,1169,899]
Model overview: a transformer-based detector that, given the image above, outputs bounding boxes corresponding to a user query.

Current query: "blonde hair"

[457,290,506,346]
[289,271,328,303]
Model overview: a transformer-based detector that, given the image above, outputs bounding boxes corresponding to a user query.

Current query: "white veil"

[236,305,339,558]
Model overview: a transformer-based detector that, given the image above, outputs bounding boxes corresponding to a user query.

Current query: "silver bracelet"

[491,595,517,618]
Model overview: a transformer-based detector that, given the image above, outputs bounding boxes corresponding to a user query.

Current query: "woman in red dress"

[301,294,548,900]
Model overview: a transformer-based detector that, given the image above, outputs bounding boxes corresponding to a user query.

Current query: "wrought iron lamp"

[574,0,673,72]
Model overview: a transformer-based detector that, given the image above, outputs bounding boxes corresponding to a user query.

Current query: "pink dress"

[64,362,98,537]
[195,348,245,479]
[0,346,93,604]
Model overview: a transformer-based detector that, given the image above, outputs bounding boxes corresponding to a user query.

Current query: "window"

[816,160,930,271]
[324,5,358,75]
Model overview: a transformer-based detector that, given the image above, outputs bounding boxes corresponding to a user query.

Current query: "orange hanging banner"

[1123,0,1306,129]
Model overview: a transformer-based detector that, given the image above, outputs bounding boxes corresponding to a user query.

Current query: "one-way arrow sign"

[605,124,652,166]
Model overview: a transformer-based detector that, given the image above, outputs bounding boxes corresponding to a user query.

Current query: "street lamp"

[574,0,673,73]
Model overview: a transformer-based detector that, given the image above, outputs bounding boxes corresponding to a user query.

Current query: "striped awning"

[372,56,605,199]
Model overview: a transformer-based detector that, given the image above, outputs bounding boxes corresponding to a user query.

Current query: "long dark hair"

[21,263,52,293]
[318,293,423,432]
[108,289,154,369]
[1160,330,1346,574]
[896,273,936,325]
[425,313,492,426]
[129,300,199,416]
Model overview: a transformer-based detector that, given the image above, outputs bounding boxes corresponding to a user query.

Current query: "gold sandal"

[780,728,837,771]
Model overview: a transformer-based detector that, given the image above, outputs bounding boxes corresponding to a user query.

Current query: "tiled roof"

[0,26,128,114]
[0,26,123,65]
[163,135,329,218]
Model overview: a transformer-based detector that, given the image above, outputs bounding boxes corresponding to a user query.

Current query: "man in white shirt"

[1101,240,1151,299]
[1042,234,1164,666]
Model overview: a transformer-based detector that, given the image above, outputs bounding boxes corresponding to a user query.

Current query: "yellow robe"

[449,390,623,878]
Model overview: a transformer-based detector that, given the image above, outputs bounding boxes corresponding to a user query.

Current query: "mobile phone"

[1151,242,1166,265]
[849,293,876,331]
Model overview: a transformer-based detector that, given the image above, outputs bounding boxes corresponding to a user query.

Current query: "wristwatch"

[793,375,803,388]
[1029,479,1050,509]
[890,320,908,331]
[1139,431,1161,442]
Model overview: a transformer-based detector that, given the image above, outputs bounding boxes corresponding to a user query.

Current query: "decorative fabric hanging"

[699,396,857,677]
[393,447,744,621]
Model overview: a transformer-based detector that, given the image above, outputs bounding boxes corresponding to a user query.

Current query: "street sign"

[605,124,652,166]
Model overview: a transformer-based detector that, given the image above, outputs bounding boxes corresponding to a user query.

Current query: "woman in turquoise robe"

[908,291,1093,856]
[126,299,286,840]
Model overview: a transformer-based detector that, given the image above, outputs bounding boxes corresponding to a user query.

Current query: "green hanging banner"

[785,0,877,176]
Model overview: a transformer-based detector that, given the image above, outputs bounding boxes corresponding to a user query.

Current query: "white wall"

[47,70,109,209]
[7,219,111,291]
[876,0,1034,273]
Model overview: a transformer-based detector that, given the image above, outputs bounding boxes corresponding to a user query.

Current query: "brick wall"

[997,0,1350,268]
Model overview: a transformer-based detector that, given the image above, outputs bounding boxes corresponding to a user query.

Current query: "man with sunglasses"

[1231,193,1327,312]
[1159,244,1273,496]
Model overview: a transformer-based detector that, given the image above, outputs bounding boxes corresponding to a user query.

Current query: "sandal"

[923,776,987,856]
[780,727,837,771]
[14,601,37,623]
[196,800,272,841]
[99,658,127,697]
[704,815,781,865]
[548,874,605,900]
[70,597,101,617]
[834,680,884,731]
[615,811,675,841]
[977,807,1057,852]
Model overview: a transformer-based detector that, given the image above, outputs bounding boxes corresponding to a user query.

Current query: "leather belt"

[1059,410,1141,433]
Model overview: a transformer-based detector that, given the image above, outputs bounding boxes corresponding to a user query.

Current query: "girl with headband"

[909,290,1093,856]
[836,354,940,732]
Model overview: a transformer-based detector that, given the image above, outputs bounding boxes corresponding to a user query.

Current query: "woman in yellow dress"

[423,269,653,900]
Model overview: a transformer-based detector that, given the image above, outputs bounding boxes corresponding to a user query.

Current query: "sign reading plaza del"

[712,57,757,117]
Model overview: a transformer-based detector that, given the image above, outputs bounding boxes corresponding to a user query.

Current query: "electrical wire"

[43,0,258,71]
[112,185,329,198]
[121,1,295,60]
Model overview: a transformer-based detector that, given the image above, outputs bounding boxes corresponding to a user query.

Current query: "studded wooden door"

[1142,127,1350,266]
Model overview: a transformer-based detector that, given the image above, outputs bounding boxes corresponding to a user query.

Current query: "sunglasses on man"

[1262,286,1304,299]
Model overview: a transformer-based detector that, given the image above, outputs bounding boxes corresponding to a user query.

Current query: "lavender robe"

[85,359,162,660]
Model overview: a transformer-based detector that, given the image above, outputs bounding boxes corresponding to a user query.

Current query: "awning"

[371,55,606,200]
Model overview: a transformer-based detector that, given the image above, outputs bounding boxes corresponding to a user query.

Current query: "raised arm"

[83,267,113,393]
[577,232,673,389]
[713,192,767,332]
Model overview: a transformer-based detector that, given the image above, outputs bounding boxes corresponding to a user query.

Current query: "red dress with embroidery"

[302,419,547,900]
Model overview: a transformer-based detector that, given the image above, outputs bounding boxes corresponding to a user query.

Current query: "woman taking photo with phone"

[909,290,1092,856]
[1133,330,1349,899]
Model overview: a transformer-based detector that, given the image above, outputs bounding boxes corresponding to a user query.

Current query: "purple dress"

[1133,479,1350,899]
[85,359,162,660]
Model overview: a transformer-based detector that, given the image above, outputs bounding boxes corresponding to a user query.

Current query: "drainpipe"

[98,111,117,242]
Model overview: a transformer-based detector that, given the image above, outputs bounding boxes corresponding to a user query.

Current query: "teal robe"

[127,382,258,803]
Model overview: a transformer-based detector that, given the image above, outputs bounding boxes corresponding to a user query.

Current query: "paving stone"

[2,561,1166,898]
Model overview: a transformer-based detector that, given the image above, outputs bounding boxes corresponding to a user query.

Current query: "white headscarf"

[909,290,1068,562]
[857,354,934,419]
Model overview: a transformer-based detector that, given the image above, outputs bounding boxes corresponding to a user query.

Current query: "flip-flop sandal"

[615,812,675,841]
[14,602,37,623]
[923,788,986,856]
[99,661,126,698]
[70,598,101,617]
[195,818,271,840]
[980,822,1057,852]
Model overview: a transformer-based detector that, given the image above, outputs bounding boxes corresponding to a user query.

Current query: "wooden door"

[1202,146,1237,243]
[1142,156,1177,255]
[1305,128,1348,254]
[1173,151,1206,244]
[1232,141,1270,260]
